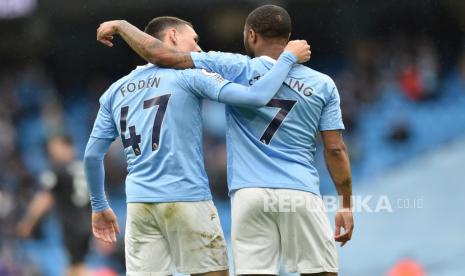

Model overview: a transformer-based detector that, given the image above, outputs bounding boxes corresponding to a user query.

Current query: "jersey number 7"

[120,94,171,156]
[260,99,297,145]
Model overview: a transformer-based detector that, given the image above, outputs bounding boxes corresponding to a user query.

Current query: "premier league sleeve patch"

[201,69,225,83]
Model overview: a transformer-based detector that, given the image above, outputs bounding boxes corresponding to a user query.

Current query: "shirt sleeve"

[177,68,231,101]
[90,93,118,140]
[83,137,113,212]
[180,51,297,107]
[319,80,345,131]
[217,51,297,107]
[190,51,250,82]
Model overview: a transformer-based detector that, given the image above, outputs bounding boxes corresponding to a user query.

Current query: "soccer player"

[85,16,310,276]
[17,135,91,276]
[96,5,353,275]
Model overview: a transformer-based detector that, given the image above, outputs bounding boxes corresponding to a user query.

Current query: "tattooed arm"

[321,130,354,247]
[97,20,194,69]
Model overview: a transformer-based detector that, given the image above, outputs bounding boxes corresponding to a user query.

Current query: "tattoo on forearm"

[341,177,352,189]
[165,48,194,68]
[118,21,194,68]
[176,53,194,68]
[146,39,162,52]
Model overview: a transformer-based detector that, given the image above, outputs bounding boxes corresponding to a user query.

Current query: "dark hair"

[245,5,291,40]
[144,16,193,40]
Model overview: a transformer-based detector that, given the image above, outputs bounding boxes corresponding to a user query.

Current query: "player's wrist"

[91,199,110,213]
[92,206,110,213]
[280,51,298,64]
[338,194,352,209]
[337,207,352,213]
[114,20,126,33]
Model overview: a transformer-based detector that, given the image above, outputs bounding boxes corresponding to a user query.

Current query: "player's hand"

[92,208,120,244]
[284,40,311,63]
[97,20,121,47]
[334,208,354,247]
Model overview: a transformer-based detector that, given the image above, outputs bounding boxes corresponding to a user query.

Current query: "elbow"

[254,98,269,107]
[147,51,175,67]
[146,51,162,65]
[83,150,101,166]
[248,101,266,108]
[140,39,162,64]
[83,155,94,168]
[324,141,347,157]
[247,95,269,108]
[143,48,161,64]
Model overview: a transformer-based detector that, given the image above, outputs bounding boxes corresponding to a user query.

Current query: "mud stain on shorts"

[130,203,156,233]
[163,202,177,220]
[197,231,225,249]
[191,231,227,265]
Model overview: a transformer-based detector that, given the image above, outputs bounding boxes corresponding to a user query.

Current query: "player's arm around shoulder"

[198,40,310,107]
[97,20,194,69]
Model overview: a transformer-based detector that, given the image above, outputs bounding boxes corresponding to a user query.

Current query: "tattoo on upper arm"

[146,39,162,49]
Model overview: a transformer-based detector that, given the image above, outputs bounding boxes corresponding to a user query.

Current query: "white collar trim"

[259,55,277,64]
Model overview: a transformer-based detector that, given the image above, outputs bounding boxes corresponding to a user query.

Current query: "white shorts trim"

[235,269,280,275]
[178,265,229,275]
[288,267,339,274]
[126,270,172,276]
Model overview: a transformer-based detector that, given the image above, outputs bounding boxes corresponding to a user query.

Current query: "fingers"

[92,226,104,241]
[97,34,114,47]
[335,230,351,242]
[104,227,117,243]
[335,230,351,247]
[334,209,354,247]
[334,224,341,237]
[96,23,115,47]
[334,223,354,247]
[285,40,311,63]
[99,38,114,47]
[112,220,121,235]
[92,226,117,244]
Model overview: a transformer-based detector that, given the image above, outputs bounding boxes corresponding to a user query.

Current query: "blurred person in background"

[97,4,352,275]
[16,135,91,276]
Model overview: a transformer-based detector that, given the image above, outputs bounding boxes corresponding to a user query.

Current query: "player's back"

[225,57,344,195]
[96,64,211,203]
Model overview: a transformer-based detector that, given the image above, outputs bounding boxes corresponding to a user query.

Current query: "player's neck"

[255,44,285,60]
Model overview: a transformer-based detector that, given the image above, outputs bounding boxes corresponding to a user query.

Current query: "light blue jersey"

[86,52,298,208]
[90,64,230,203]
[191,52,345,196]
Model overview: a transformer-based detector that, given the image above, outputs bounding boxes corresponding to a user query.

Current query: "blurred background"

[1,0,465,275]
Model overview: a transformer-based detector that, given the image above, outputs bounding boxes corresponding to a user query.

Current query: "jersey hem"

[229,183,321,197]
[126,195,212,203]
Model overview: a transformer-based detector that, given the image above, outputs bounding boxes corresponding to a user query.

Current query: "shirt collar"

[259,55,277,64]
